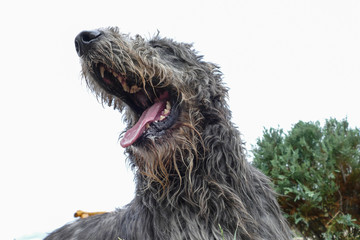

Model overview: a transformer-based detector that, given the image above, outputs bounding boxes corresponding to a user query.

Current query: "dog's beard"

[126,110,203,198]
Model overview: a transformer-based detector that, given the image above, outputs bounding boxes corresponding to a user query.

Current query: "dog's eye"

[152,45,162,49]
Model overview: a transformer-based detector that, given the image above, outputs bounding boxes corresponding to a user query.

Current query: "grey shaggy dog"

[45,27,293,240]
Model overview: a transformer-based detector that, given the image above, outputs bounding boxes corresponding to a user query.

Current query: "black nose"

[75,30,102,57]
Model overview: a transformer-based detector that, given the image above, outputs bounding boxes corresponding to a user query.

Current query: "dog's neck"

[132,122,248,205]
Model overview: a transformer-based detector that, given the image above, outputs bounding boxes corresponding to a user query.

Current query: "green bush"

[252,118,360,239]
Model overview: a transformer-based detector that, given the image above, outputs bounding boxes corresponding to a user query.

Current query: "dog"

[45,27,292,240]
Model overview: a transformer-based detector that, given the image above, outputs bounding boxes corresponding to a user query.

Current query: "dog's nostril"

[75,30,102,57]
[80,30,102,43]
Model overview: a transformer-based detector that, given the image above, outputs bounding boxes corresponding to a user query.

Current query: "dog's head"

[75,27,229,189]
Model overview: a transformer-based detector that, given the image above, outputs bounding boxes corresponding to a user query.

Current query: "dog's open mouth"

[92,63,179,148]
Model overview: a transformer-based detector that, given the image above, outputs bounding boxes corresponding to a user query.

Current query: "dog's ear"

[194,62,231,124]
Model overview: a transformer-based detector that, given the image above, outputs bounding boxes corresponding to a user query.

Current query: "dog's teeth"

[163,109,170,115]
[159,115,165,121]
[166,101,171,110]
[117,75,124,83]
[117,75,130,92]
[130,85,141,94]
[100,66,105,78]
[145,123,150,129]
[123,84,130,92]
[113,71,118,78]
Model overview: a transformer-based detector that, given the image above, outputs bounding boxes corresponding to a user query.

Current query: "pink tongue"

[120,101,166,148]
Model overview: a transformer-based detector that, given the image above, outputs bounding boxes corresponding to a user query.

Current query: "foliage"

[219,224,237,240]
[252,118,360,239]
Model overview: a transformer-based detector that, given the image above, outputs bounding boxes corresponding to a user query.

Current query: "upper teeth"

[130,85,141,93]
[100,66,105,78]
[99,65,141,94]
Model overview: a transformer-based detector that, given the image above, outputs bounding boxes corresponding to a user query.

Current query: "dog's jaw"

[81,42,182,148]
[92,65,181,147]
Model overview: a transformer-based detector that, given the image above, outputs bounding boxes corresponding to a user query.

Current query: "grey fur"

[45,27,293,240]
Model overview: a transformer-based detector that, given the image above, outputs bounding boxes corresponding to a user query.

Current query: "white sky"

[1,0,359,239]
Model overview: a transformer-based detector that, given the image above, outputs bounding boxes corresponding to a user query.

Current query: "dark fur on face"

[45,27,293,240]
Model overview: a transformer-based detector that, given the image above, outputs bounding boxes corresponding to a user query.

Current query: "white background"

[1,0,359,239]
